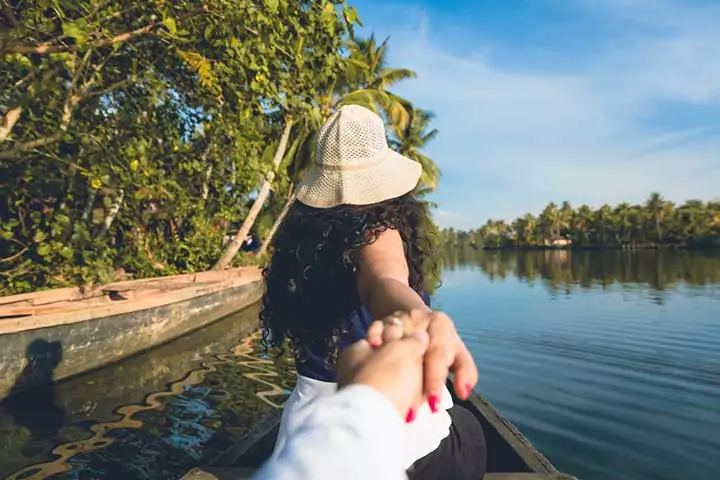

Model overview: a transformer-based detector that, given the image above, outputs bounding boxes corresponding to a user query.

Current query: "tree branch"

[0,134,61,159]
[0,247,28,264]
[1,8,208,55]
[0,106,22,143]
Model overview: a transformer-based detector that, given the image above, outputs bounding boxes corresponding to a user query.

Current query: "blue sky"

[352,0,720,229]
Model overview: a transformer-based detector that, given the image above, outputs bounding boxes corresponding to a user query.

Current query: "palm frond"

[375,68,417,89]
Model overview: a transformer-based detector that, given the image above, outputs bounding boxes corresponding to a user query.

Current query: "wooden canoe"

[182,380,578,480]
[0,267,264,399]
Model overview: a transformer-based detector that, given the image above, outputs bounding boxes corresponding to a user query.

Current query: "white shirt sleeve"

[253,385,408,480]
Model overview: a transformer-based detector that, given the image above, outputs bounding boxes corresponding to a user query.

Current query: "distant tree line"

[440,193,720,250]
[0,1,440,295]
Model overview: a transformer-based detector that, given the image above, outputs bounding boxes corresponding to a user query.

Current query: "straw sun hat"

[295,104,422,209]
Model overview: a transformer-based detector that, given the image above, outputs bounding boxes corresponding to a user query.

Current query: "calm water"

[437,249,720,480]
[1,250,718,479]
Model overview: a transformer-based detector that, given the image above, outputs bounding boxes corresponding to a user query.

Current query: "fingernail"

[405,408,416,423]
[465,384,473,398]
[428,395,440,413]
[370,340,381,349]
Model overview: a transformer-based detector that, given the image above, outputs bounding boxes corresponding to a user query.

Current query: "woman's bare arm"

[356,229,432,321]
[357,228,479,402]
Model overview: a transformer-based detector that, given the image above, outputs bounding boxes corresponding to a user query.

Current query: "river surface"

[438,249,720,480]
[1,250,719,479]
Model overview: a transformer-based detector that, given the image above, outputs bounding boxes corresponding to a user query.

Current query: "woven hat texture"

[296,105,422,208]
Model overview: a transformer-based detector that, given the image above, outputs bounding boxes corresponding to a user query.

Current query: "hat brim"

[295,148,422,209]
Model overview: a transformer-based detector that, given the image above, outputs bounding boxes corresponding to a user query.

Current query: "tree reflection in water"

[441,249,720,302]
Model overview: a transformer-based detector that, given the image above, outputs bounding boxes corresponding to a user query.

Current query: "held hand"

[367,310,478,406]
[337,331,430,421]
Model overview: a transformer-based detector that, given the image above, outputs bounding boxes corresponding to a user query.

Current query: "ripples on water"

[0,305,296,480]
[2,250,718,480]
[438,250,720,480]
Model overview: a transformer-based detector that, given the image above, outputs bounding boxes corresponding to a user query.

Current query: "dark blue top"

[295,291,431,382]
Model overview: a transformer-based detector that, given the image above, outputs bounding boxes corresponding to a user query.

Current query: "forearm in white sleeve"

[253,385,408,480]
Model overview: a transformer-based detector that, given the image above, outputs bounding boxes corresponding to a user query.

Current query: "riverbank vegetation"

[441,194,720,251]
[0,1,440,295]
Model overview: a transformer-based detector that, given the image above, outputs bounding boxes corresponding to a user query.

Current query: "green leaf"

[164,17,177,35]
[62,21,88,45]
[33,230,47,243]
[263,0,279,13]
[344,6,361,26]
[322,2,335,21]
[37,244,51,256]
[59,246,74,259]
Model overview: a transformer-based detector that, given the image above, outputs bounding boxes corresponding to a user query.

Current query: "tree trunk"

[199,141,213,201]
[212,119,294,270]
[0,106,22,142]
[98,189,124,237]
[257,186,295,257]
[81,185,97,223]
[201,164,213,201]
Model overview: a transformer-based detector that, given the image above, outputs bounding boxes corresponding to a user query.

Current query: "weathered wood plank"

[0,268,263,399]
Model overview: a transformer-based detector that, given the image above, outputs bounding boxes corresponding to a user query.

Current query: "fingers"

[388,331,429,423]
[367,320,384,348]
[423,313,454,400]
[382,320,404,344]
[337,339,372,388]
[451,343,479,400]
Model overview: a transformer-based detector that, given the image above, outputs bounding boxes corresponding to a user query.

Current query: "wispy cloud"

[357,0,720,227]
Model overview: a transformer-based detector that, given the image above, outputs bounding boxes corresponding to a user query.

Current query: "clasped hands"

[337,310,478,421]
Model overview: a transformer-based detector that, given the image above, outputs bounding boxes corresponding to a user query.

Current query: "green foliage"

[440,193,720,251]
[1,0,439,295]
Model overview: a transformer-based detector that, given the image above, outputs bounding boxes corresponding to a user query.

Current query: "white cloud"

[372,0,720,225]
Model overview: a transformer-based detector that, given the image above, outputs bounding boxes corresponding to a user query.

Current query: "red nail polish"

[405,408,416,423]
[370,340,381,349]
[465,384,473,398]
[428,395,440,413]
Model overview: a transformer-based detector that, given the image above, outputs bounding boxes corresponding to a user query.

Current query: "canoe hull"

[0,269,263,399]
[183,380,577,480]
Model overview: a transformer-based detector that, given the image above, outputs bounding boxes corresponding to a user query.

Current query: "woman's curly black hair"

[260,193,439,365]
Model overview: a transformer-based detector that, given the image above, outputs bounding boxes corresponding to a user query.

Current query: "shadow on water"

[0,305,295,480]
[0,340,67,459]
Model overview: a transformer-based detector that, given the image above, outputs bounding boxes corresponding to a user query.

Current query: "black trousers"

[407,405,488,480]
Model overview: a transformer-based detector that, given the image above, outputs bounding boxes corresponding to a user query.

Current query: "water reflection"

[442,249,720,297]
[0,340,66,458]
[0,307,296,480]
[438,250,720,480]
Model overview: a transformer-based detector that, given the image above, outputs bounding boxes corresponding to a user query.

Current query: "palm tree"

[559,201,573,236]
[539,202,561,241]
[252,35,422,258]
[338,35,417,129]
[645,192,673,243]
[513,213,537,247]
[389,109,441,191]
[570,205,594,246]
[614,202,633,245]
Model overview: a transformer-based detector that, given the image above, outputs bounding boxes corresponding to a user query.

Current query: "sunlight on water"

[0,305,295,480]
[436,250,720,480]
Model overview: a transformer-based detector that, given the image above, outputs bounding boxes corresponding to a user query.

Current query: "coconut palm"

[389,109,441,191]
[336,35,417,130]
[254,35,422,256]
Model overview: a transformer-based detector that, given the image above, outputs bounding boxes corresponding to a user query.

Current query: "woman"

[255,325,433,480]
[262,105,486,479]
